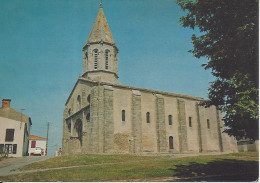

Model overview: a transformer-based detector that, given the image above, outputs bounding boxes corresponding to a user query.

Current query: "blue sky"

[0,0,213,155]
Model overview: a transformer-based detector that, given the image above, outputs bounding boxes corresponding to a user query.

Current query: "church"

[62,4,237,155]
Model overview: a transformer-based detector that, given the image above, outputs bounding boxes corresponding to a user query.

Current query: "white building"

[28,135,47,156]
[0,99,32,157]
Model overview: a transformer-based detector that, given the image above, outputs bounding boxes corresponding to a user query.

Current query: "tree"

[177,0,258,140]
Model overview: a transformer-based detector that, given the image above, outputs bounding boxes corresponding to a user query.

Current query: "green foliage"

[177,0,259,140]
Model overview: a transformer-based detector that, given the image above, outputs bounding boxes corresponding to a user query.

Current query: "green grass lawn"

[0,152,258,182]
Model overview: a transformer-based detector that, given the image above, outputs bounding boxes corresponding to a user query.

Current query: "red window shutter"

[31,141,36,148]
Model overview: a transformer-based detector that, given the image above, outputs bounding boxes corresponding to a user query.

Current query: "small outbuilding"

[28,135,47,156]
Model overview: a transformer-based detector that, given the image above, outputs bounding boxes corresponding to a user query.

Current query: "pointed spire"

[85,3,115,46]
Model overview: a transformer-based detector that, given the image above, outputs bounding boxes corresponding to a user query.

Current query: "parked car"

[33,147,42,156]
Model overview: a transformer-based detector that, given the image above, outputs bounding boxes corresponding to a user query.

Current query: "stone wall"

[113,88,132,153]
[131,90,142,153]
[103,85,114,153]
[63,81,93,154]
[63,80,237,154]
[141,92,157,152]
[82,43,119,84]
[184,99,200,152]
[164,96,180,152]
[155,94,167,152]
[177,99,188,152]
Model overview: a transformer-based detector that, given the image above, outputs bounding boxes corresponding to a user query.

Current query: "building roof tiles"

[30,135,46,140]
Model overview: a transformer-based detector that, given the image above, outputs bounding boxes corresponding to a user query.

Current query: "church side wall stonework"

[195,103,203,152]
[69,112,83,154]
[164,96,180,153]
[113,88,132,153]
[177,99,188,152]
[200,106,220,152]
[103,85,114,153]
[155,94,167,152]
[196,105,208,152]
[141,92,158,153]
[88,86,103,153]
[131,90,143,153]
[184,99,200,153]
[63,81,238,154]
[62,81,93,155]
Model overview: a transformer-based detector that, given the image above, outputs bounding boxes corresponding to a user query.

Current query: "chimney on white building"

[2,99,11,108]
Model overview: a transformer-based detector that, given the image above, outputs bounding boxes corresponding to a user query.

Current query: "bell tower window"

[105,50,109,69]
[94,49,98,70]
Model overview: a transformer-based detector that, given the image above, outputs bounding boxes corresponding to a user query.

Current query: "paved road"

[0,156,51,176]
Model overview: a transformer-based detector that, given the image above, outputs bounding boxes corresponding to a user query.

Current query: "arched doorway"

[74,119,83,146]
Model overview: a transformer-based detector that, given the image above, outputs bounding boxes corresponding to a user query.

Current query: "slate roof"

[0,107,32,125]
[85,3,115,46]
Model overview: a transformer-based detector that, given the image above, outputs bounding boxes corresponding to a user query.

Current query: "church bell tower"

[82,3,119,84]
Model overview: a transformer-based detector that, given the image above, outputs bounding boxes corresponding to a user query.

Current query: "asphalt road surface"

[0,156,51,176]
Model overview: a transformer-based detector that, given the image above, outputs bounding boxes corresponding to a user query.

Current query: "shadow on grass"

[169,159,259,182]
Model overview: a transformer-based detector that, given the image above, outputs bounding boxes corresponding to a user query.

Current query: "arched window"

[207,119,210,129]
[168,115,172,125]
[67,122,71,133]
[105,50,109,69]
[85,51,88,59]
[146,112,150,123]
[74,119,82,138]
[77,95,81,109]
[87,94,91,103]
[169,136,174,149]
[68,108,71,115]
[122,110,125,122]
[94,49,98,69]
[189,117,192,127]
[86,113,90,122]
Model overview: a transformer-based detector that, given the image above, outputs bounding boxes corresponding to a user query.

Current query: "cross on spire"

[100,0,102,8]
[84,0,115,46]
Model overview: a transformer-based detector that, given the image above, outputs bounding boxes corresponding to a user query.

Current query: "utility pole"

[46,122,49,156]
